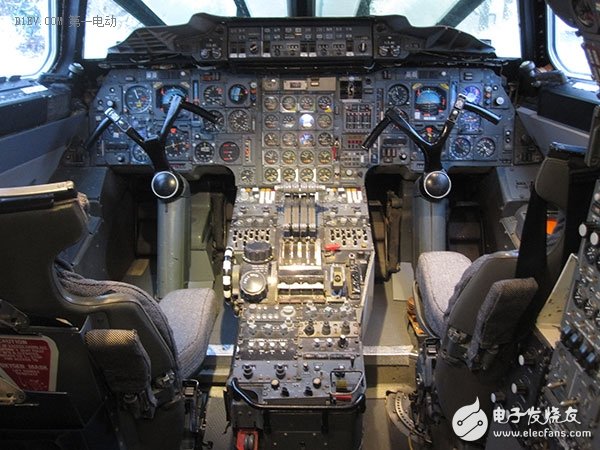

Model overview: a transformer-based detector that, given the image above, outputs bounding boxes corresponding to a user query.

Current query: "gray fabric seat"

[57,269,218,378]
[415,251,472,336]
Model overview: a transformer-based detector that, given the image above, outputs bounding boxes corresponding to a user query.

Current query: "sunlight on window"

[83,0,142,59]
[0,0,55,77]
[140,0,236,24]
[551,12,592,79]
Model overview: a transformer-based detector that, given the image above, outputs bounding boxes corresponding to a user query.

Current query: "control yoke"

[85,95,220,201]
[362,93,501,201]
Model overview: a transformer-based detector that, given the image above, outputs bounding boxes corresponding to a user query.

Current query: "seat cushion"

[159,288,218,378]
[416,251,472,336]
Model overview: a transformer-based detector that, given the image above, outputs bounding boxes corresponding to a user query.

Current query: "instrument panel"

[90,67,515,186]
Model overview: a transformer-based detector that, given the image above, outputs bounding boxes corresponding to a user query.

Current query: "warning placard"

[0,335,58,391]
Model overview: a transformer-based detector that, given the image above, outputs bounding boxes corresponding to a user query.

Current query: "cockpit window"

[548,9,593,81]
[83,0,519,59]
[0,0,57,78]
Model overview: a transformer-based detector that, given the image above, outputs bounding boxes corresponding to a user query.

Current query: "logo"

[452,397,489,441]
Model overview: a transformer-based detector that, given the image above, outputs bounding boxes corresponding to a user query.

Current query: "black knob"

[242,364,254,379]
[341,321,351,335]
[271,379,280,390]
[313,377,322,389]
[490,392,505,404]
[240,271,267,303]
[304,386,313,396]
[281,387,290,397]
[275,364,286,379]
[338,335,348,348]
[511,381,528,396]
[243,240,272,263]
[151,171,181,201]
[421,171,452,200]
[304,320,315,336]
[322,321,331,335]
[518,353,535,366]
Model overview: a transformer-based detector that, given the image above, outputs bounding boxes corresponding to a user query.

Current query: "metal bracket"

[0,300,30,331]
[0,377,26,406]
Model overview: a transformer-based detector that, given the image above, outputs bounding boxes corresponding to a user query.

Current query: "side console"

[223,183,373,449]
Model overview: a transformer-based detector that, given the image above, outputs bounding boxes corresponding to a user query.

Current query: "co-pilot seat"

[0,181,218,450]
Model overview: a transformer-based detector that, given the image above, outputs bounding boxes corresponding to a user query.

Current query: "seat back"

[0,182,185,450]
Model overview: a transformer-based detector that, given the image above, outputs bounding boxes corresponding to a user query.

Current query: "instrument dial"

[264,114,279,129]
[300,168,314,182]
[219,142,240,163]
[299,96,315,111]
[388,84,409,106]
[264,149,279,164]
[462,85,482,104]
[281,149,296,164]
[451,137,471,159]
[240,169,254,183]
[318,132,334,147]
[281,95,297,112]
[203,85,224,105]
[203,110,224,133]
[475,138,496,158]
[263,96,279,111]
[299,114,315,129]
[228,110,251,133]
[125,86,151,113]
[300,150,314,164]
[317,95,333,112]
[282,132,297,148]
[317,114,332,129]
[194,141,214,163]
[228,84,249,104]
[263,132,279,147]
[317,167,332,182]
[165,127,190,159]
[263,167,279,183]
[414,86,446,117]
[282,167,296,182]
[299,133,315,147]
[282,115,295,129]
[458,112,481,134]
[158,86,188,113]
[318,150,332,164]
[132,147,150,163]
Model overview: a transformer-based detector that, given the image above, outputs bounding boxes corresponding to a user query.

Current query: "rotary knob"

[243,240,273,263]
[240,271,267,303]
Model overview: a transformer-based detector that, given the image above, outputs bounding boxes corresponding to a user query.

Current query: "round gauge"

[584,299,598,319]
[219,142,240,163]
[125,86,151,113]
[282,115,295,129]
[299,114,315,129]
[165,127,189,159]
[281,149,296,164]
[264,167,278,183]
[264,114,279,129]
[203,85,224,106]
[458,112,481,134]
[194,141,214,163]
[317,114,332,129]
[203,110,224,133]
[317,96,332,112]
[414,86,446,116]
[263,133,279,147]
[158,86,187,113]
[475,138,496,158]
[264,149,279,164]
[585,244,598,264]
[282,167,296,182]
[263,96,279,111]
[240,169,254,183]
[300,150,314,164]
[573,283,586,308]
[282,133,297,148]
[318,132,334,147]
[462,85,482,104]
[451,137,471,159]
[228,110,251,133]
[388,84,409,106]
[228,84,249,104]
[281,96,297,112]
[317,167,332,182]
[419,126,440,144]
[300,168,314,182]
[299,133,315,147]
[299,96,315,111]
[132,147,149,163]
[318,150,332,164]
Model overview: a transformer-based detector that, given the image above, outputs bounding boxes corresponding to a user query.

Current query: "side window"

[548,9,592,80]
[83,0,141,59]
[0,0,57,78]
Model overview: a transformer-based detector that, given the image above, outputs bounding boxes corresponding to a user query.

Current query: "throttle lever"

[463,102,501,125]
